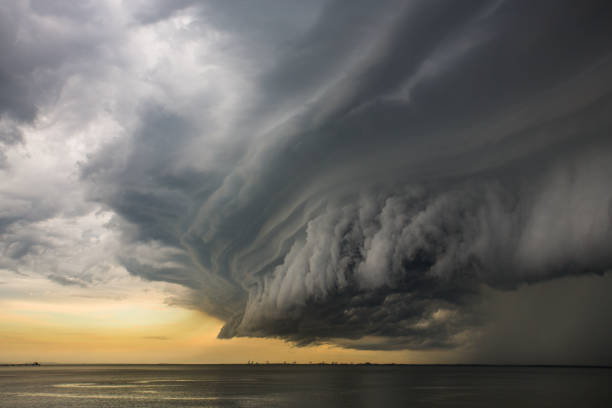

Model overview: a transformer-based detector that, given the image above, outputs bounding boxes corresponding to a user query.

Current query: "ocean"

[0,364,609,407]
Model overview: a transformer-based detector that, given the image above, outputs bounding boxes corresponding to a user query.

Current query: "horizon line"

[2,363,610,369]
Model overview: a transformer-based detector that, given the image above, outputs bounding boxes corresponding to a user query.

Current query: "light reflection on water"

[53,383,173,388]
[9,393,224,401]
[0,365,610,408]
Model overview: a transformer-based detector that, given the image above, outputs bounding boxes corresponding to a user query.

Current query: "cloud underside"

[109,1,612,350]
[3,0,612,355]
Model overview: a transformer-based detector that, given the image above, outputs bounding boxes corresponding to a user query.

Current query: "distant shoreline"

[1,363,610,369]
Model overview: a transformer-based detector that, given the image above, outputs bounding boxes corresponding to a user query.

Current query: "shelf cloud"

[2,0,612,358]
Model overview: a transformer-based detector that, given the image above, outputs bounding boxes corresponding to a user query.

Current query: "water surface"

[0,365,609,407]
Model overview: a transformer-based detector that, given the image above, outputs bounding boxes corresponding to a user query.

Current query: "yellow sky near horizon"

[0,294,457,365]
[0,266,461,365]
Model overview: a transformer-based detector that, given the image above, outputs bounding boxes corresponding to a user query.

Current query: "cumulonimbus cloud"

[7,0,611,352]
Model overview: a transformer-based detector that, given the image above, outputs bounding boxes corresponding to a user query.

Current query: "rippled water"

[0,365,609,407]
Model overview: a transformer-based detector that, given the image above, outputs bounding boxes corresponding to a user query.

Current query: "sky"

[1,0,612,365]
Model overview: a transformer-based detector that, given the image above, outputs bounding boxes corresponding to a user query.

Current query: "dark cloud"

[83,107,205,243]
[0,3,37,122]
[56,0,612,360]
[466,273,612,366]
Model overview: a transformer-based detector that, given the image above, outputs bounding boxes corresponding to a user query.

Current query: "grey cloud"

[0,3,36,122]
[466,273,612,366]
[0,195,59,236]
[0,120,22,146]
[0,1,130,283]
[72,0,612,358]
[47,273,88,287]
[83,105,245,320]
[28,0,100,22]
[0,1,116,123]
[128,0,199,24]
[217,146,612,346]
[83,106,221,245]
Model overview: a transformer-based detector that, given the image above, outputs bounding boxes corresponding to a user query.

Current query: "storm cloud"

[3,0,612,360]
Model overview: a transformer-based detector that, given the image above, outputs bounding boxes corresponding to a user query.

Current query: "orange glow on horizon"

[0,297,456,365]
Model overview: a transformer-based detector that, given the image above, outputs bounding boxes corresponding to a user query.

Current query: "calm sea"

[0,365,610,407]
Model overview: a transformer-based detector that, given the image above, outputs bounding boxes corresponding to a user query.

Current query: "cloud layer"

[2,0,612,358]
